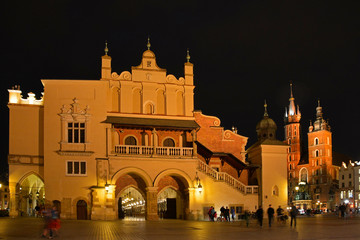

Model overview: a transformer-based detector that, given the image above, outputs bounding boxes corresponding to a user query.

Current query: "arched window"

[315,149,319,157]
[300,168,308,183]
[125,136,137,145]
[163,138,175,147]
[314,137,319,145]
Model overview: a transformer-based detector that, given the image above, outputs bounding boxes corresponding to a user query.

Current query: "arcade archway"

[17,173,45,216]
[114,173,147,220]
[155,173,190,220]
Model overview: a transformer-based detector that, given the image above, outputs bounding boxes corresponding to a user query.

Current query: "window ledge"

[57,150,94,156]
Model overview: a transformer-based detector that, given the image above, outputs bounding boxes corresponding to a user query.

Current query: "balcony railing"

[114,145,194,157]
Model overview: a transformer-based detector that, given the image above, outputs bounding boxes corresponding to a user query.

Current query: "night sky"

[1,1,360,179]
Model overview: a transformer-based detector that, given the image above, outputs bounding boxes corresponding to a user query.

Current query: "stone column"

[145,187,158,220]
[9,182,18,217]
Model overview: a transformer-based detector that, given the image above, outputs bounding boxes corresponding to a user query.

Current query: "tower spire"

[104,40,109,55]
[186,48,190,63]
[147,36,151,50]
[288,82,296,116]
[264,99,269,117]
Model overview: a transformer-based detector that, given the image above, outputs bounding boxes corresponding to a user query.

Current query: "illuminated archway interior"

[18,174,45,216]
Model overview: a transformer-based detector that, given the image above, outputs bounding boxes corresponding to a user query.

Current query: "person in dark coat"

[267,204,275,227]
[256,206,264,227]
[290,203,298,227]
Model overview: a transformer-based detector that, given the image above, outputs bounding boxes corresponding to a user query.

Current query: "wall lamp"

[195,172,203,193]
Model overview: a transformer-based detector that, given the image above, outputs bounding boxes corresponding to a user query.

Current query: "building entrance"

[157,187,182,219]
[118,187,145,220]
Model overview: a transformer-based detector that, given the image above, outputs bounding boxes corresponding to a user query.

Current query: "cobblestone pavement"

[0,215,359,240]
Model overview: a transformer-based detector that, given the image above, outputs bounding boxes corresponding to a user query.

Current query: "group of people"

[255,203,298,227]
[207,206,236,222]
[40,204,61,239]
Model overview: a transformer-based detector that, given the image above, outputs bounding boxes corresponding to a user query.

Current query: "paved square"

[0,215,359,240]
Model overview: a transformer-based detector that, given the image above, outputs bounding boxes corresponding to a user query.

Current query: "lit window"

[349,190,353,198]
[68,122,86,143]
[67,161,86,176]
[340,191,344,199]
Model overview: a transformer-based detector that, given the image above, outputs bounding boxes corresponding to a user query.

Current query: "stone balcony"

[114,145,194,157]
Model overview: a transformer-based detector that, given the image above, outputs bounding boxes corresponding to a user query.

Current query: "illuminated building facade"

[7,41,265,220]
[339,161,360,208]
[284,89,344,211]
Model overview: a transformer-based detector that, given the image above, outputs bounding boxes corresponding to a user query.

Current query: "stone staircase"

[197,160,258,195]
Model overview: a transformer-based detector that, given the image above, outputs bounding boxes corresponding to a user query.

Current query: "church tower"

[284,84,301,179]
[307,100,334,209]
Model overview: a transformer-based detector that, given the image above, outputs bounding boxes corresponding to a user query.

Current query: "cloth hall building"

[7,42,288,220]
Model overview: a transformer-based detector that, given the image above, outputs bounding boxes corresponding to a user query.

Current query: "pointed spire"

[288,82,296,116]
[104,40,109,55]
[316,99,323,120]
[186,48,190,63]
[290,82,294,99]
[264,100,269,117]
[147,36,151,50]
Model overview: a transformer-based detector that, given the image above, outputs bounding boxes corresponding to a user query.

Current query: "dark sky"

[1,0,360,178]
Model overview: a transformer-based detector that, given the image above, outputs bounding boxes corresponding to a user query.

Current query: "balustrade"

[114,145,193,157]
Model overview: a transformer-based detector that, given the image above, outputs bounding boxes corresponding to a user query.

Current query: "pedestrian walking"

[267,204,275,227]
[256,206,264,227]
[290,203,298,227]
[244,210,250,227]
[231,207,235,221]
[208,206,215,221]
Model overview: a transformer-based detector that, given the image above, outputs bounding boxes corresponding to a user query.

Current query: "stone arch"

[18,171,44,185]
[110,167,152,188]
[144,101,155,114]
[153,169,194,188]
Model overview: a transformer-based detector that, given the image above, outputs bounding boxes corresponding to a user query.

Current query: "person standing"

[267,204,275,227]
[225,206,230,221]
[290,204,298,227]
[256,206,264,227]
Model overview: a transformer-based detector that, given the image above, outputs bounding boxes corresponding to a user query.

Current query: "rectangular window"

[66,161,87,176]
[67,122,86,143]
